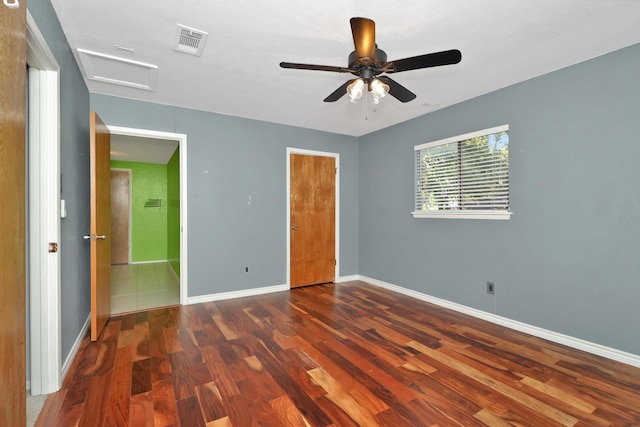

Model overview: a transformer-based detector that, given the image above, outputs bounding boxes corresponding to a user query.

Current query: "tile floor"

[27,391,47,427]
[110,262,180,314]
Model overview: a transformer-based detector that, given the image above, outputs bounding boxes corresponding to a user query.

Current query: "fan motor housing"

[348,47,387,72]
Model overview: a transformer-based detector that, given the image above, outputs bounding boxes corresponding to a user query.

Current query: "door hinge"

[335,167,337,174]
[48,242,58,253]
[335,259,337,265]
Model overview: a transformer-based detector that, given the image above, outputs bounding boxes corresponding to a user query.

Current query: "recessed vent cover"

[144,198,162,208]
[174,24,208,56]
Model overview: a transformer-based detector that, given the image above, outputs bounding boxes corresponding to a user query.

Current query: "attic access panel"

[77,48,158,91]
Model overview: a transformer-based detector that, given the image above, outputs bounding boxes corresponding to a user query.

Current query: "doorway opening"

[107,126,188,310]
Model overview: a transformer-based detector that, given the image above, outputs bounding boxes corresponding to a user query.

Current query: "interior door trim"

[286,147,340,287]
[27,10,62,395]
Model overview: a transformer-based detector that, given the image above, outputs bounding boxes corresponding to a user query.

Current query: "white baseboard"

[188,278,360,304]
[359,275,640,368]
[336,275,360,283]
[130,259,168,265]
[61,314,91,381]
[187,284,289,305]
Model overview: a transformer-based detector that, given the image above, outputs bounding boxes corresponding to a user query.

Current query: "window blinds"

[415,125,509,216]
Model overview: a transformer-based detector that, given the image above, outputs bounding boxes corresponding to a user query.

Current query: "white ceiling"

[110,134,178,164]
[52,0,640,137]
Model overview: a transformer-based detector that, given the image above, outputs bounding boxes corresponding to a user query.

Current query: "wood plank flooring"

[36,281,640,426]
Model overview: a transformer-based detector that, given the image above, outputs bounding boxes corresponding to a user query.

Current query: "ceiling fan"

[280,17,462,104]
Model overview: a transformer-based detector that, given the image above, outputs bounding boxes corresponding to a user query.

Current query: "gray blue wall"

[358,43,640,355]
[90,95,360,297]
[28,1,91,362]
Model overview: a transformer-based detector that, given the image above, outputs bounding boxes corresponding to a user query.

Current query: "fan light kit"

[346,78,389,104]
[280,17,462,104]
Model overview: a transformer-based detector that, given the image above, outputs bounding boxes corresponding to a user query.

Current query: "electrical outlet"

[487,282,495,295]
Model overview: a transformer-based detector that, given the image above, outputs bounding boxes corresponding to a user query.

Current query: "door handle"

[291,226,298,231]
[84,234,107,241]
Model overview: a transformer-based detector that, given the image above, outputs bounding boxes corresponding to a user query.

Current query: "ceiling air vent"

[174,24,208,56]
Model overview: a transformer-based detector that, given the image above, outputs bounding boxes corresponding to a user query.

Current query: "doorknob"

[291,226,298,231]
[83,234,107,241]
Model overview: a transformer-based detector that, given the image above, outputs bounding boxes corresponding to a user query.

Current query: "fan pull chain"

[364,90,369,121]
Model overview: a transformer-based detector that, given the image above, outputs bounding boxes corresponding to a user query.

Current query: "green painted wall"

[167,149,180,276]
[111,160,168,262]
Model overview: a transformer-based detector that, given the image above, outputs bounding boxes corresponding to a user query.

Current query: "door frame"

[286,147,340,286]
[27,11,62,395]
[110,168,133,264]
[107,126,188,305]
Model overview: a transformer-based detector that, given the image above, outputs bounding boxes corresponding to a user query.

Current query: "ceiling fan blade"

[377,76,416,103]
[386,49,462,73]
[350,17,376,60]
[280,62,353,73]
[324,79,357,102]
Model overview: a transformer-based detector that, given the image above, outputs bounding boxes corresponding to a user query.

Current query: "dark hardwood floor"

[36,281,640,426]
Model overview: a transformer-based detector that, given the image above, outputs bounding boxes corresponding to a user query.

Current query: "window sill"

[411,210,512,220]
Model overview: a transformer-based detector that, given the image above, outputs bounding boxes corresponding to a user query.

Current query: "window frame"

[412,124,511,220]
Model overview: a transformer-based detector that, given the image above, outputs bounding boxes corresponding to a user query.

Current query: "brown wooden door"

[290,154,336,288]
[90,111,112,341]
[0,3,27,425]
[110,169,130,265]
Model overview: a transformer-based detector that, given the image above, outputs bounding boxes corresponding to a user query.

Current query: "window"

[413,125,510,220]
